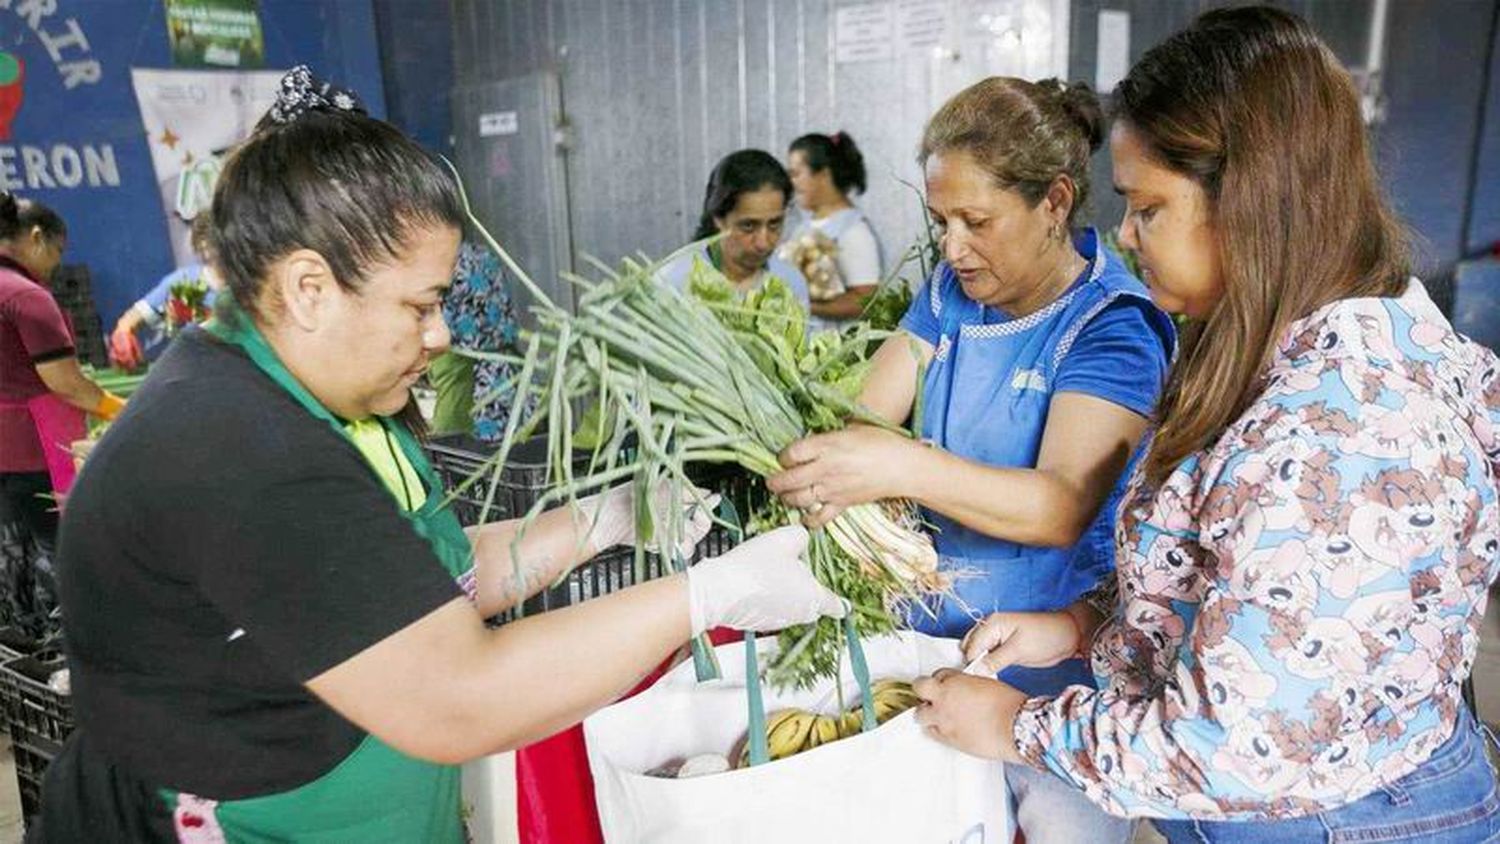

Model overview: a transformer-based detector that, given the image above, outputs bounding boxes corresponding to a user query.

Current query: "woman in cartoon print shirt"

[914,8,1500,843]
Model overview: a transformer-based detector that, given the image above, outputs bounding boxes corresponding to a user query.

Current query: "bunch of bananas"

[732,679,921,768]
[869,679,922,724]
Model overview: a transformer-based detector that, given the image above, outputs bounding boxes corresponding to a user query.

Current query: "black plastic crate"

[0,626,43,663]
[425,433,761,622]
[425,434,633,527]
[0,655,71,745]
[0,628,61,736]
[489,522,742,625]
[51,264,107,368]
[425,433,758,527]
[10,721,60,821]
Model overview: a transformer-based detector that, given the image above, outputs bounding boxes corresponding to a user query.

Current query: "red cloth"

[515,628,743,844]
[0,259,75,473]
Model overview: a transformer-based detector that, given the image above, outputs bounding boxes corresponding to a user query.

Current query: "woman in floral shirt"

[914,8,1500,842]
[429,238,524,441]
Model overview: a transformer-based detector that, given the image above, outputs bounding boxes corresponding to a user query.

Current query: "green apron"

[188,312,473,842]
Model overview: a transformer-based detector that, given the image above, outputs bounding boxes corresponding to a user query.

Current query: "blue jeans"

[1154,710,1500,843]
[1007,762,1134,844]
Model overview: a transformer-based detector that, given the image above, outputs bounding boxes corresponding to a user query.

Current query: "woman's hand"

[912,669,1027,763]
[686,525,846,634]
[766,426,921,528]
[109,315,145,370]
[583,480,719,557]
[961,611,1083,674]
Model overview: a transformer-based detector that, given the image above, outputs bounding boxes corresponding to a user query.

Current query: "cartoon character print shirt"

[1013,279,1500,820]
[442,240,526,441]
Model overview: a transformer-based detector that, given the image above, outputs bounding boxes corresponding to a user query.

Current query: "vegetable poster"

[130,68,284,264]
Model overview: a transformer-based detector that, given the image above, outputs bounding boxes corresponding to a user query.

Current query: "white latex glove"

[686,525,847,635]
[581,480,719,557]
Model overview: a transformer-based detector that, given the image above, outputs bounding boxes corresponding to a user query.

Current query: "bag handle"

[742,617,876,768]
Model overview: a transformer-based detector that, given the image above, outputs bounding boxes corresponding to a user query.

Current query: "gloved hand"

[686,525,846,635]
[581,479,719,557]
[108,324,143,371]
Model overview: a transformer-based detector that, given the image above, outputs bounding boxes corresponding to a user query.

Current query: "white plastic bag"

[584,631,1007,843]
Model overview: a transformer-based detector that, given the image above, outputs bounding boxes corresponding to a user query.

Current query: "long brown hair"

[1119,7,1410,488]
[919,77,1104,226]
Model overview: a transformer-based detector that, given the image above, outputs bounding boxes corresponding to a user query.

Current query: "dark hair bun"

[1052,80,1105,153]
[789,132,868,196]
[0,192,17,241]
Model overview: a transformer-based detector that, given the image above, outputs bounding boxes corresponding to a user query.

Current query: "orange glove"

[92,392,125,421]
[108,326,143,371]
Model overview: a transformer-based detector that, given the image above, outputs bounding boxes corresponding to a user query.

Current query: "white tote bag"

[584,630,1008,843]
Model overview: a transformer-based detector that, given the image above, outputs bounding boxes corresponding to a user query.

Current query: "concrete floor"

[0,591,1497,844]
[0,740,21,843]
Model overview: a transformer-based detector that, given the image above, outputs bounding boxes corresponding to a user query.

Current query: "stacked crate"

[0,628,67,821]
[49,264,107,368]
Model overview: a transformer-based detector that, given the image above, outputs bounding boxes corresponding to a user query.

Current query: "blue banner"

[1,0,384,328]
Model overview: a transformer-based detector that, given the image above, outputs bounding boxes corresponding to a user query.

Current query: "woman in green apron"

[34,67,844,843]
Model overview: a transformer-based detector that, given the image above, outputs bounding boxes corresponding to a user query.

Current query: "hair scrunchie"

[265,65,366,125]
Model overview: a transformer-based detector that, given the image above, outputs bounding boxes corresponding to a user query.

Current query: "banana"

[764,708,801,736]
[870,679,916,700]
[838,710,864,739]
[768,710,816,760]
[873,694,919,724]
[731,683,921,767]
[739,709,804,767]
[841,679,919,725]
[805,715,840,750]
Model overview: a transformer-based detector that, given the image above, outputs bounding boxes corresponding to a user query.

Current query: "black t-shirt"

[55,329,461,799]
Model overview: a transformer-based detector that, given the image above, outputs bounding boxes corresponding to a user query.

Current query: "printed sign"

[165,0,266,69]
[479,110,519,137]
[131,68,284,262]
[836,4,895,63]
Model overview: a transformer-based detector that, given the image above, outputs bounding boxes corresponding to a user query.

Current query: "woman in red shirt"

[0,192,121,629]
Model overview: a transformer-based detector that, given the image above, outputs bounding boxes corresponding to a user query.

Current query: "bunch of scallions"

[443,169,949,688]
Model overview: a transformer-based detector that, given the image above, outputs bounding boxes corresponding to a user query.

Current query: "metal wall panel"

[452,71,574,317]
[1468,6,1500,257]
[1378,0,1494,302]
[454,0,1500,301]
[453,0,1072,289]
[1069,0,1377,235]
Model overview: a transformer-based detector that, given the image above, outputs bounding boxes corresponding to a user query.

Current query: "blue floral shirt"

[441,241,524,441]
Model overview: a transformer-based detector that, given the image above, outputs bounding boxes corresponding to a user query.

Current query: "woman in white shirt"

[785,132,883,331]
[657,149,810,308]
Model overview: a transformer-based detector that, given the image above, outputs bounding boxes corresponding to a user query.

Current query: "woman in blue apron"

[769,77,1175,844]
[657,149,811,308]
[35,67,844,842]
[783,131,883,332]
